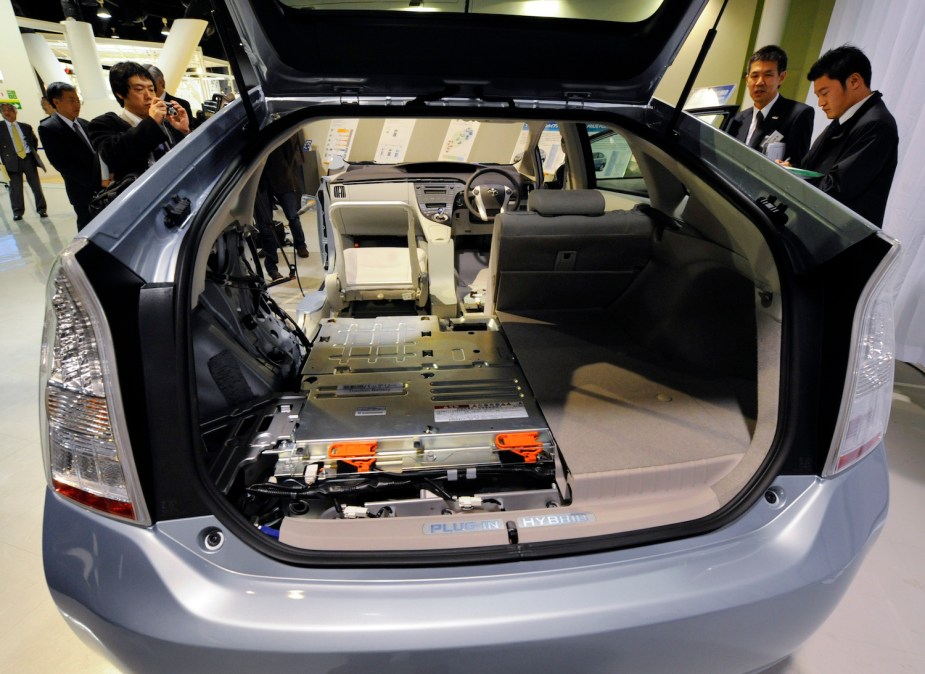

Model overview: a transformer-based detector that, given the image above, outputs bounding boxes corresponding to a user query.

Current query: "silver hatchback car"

[40,1,899,673]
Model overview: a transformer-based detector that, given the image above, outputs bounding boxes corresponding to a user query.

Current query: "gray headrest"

[527,190,606,216]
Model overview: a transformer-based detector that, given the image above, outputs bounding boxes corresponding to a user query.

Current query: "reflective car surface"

[40,1,899,673]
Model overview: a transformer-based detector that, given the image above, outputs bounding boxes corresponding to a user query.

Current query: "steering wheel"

[463,168,522,222]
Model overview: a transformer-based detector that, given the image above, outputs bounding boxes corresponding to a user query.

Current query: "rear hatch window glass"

[278,0,665,22]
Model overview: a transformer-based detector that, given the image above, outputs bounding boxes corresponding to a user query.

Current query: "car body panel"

[45,445,888,674]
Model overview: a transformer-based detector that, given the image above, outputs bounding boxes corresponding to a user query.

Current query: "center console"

[413,181,463,224]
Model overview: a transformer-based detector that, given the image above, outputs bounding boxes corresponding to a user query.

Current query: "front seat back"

[327,201,428,309]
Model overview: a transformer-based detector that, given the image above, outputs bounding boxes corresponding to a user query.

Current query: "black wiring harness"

[244,463,555,519]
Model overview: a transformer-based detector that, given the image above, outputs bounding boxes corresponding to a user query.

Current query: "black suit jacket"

[264,134,304,194]
[88,111,185,181]
[39,114,99,225]
[0,120,46,173]
[802,92,897,227]
[727,96,814,167]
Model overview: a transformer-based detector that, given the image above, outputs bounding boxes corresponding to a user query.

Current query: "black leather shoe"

[268,269,284,281]
[39,210,48,217]
[13,215,23,221]
[297,246,309,258]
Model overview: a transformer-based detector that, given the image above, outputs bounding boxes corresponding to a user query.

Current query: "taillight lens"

[39,241,150,525]
[824,241,901,476]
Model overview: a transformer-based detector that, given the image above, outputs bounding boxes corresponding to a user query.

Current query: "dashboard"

[326,161,527,235]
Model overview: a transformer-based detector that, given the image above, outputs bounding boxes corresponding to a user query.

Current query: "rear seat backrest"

[487,190,654,314]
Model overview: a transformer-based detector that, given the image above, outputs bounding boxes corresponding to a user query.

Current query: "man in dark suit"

[0,103,48,221]
[89,61,190,182]
[265,134,310,258]
[802,45,898,228]
[727,45,814,167]
[145,64,198,130]
[39,82,99,230]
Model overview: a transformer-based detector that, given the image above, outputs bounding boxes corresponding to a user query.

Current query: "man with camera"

[145,64,198,130]
[89,61,190,182]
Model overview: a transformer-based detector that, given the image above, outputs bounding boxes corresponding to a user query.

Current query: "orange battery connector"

[495,432,543,463]
[328,440,378,473]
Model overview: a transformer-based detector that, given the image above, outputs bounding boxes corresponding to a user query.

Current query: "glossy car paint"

[45,448,888,674]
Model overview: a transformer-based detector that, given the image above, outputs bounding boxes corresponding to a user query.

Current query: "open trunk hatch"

[223,0,708,104]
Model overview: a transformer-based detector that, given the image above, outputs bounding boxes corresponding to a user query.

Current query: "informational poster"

[439,119,480,162]
[594,134,634,178]
[322,118,359,169]
[0,89,21,108]
[685,84,736,108]
[510,123,531,163]
[375,119,416,163]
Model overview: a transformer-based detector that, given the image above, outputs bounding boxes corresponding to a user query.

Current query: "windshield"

[277,0,664,22]
[309,118,542,168]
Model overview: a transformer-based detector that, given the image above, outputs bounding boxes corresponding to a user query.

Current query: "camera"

[166,103,178,117]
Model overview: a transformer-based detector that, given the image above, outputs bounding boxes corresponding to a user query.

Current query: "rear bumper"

[44,445,889,674]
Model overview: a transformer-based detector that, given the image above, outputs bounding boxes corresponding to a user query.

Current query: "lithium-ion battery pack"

[282,316,555,476]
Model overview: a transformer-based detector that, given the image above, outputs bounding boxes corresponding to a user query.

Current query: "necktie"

[73,122,93,151]
[749,111,764,148]
[11,124,26,159]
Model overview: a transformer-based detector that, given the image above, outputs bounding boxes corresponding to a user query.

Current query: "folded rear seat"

[488,190,655,313]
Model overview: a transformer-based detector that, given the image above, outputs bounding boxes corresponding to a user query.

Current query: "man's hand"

[164,102,191,135]
[149,99,191,135]
[149,98,169,125]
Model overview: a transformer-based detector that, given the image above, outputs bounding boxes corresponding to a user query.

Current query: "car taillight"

[824,241,901,476]
[39,241,150,525]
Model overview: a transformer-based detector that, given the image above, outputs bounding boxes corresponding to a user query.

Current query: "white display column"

[22,33,70,89]
[753,0,792,49]
[156,19,207,99]
[0,0,45,129]
[61,18,113,120]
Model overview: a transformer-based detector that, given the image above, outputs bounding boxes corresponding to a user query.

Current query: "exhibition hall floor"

[1,182,923,673]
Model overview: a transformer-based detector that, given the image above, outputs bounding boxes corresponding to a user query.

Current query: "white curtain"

[810,0,925,364]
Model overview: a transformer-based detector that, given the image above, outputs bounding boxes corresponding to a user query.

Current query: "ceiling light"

[405,1,438,11]
[97,1,111,20]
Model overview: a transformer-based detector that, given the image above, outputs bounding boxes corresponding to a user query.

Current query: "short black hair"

[109,61,155,108]
[749,45,788,74]
[807,45,872,87]
[45,81,77,108]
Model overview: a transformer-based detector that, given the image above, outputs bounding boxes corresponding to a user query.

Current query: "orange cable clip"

[328,440,378,473]
[495,432,543,464]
